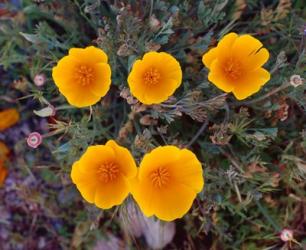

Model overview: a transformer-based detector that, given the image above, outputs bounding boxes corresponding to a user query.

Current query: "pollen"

[143,67,161,85]
[150,167,170,188]
[223,58,243,80]
[75,65,94,86]
[97,162,119,183]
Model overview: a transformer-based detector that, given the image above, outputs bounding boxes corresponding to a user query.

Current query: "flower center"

[143,67,161,85]
[97,162,119,183]
[74,65,94,86]
[223,58,242,80]
[150,167,170,188]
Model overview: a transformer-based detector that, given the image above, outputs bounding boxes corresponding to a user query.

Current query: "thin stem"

[149,0,154,18]
[255,200,281,231]
[185,119,209,148]
[219,147,244,173]
[238,82,291,106]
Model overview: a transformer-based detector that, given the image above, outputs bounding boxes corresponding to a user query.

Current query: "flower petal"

[78,145,116,173]
[208,60,235,92]
[71,162,97,203]
[69,46,108,64]
[132,181,197,221]
[52,56,78,90]
[94,176,130,209]
[89,63,112,97]
[244,48,269,70]
[232,68,270,100]
[138,146,180,180]
[64,90,101,108]
[217,32,238,57]
[232,34,263,59]
[202,48,217,69]
[171,149,204,192]
[105,140,137,178]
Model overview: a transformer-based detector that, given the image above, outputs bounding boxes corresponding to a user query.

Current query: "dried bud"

[117,43,132,57]
[276,102,289,122]
[127,96,138,105]
[134,129,152,151]
[188,107,207,122]
[290,74,304,88]
[118,121,133,140]
[27,132,42,149]
[209,124,232,145]
[140,115,157,126]
[253,132,266,141]
[131,103,147,113]
[280,229,293,242]
[157,125,168,134]
[120,87,130,99]
[145,41,161,52]
[12,77,27,92]
[34,73,46,87]
[149,15,161,31]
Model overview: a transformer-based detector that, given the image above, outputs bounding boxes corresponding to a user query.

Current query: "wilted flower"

[27,132,43,148]
[202,32,270,100]
[128,52,182,105]
[0,108,20,131]
[149,15,161,31]
[139,114,158,126]
[71,140,137,209]
[289,74,303,88]
[34,73,46,87]
[131,145,204,221]
[52,46,111,108]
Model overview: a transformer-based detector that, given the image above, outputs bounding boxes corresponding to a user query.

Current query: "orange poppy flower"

[52,46,112,108]
[0,108,20,131]
[71,140,137,209]
[131,146,204,221]
[128,52,182,104]
[202,32,270,100]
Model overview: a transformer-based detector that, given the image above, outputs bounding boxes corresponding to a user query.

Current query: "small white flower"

[27,132,42,148]
[34,74,46,87]
[280,228,293,242]
[290,75,304,88]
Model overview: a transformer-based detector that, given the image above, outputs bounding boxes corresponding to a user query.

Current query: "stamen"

[143,67,161,85]
[74,65,94,86]
[97,162,119,183]
[150,167,170,188]
[223,58,242,80]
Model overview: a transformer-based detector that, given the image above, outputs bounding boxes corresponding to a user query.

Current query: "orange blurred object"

[0,141,9,187]
[0,108,20,131]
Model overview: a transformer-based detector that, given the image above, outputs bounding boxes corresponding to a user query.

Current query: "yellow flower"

[0,108,20,131]
[71,140,137,209]
[131,146,204,221]
[202,32,270,100]
[52,46,111,108]
[128,52,182,104]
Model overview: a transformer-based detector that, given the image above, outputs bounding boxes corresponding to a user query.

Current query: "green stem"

[255,199,281,232]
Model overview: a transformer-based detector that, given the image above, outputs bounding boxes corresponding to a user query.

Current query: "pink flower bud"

[280,229,293,242]
[27,132,42,148]
[34,74,46,87]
